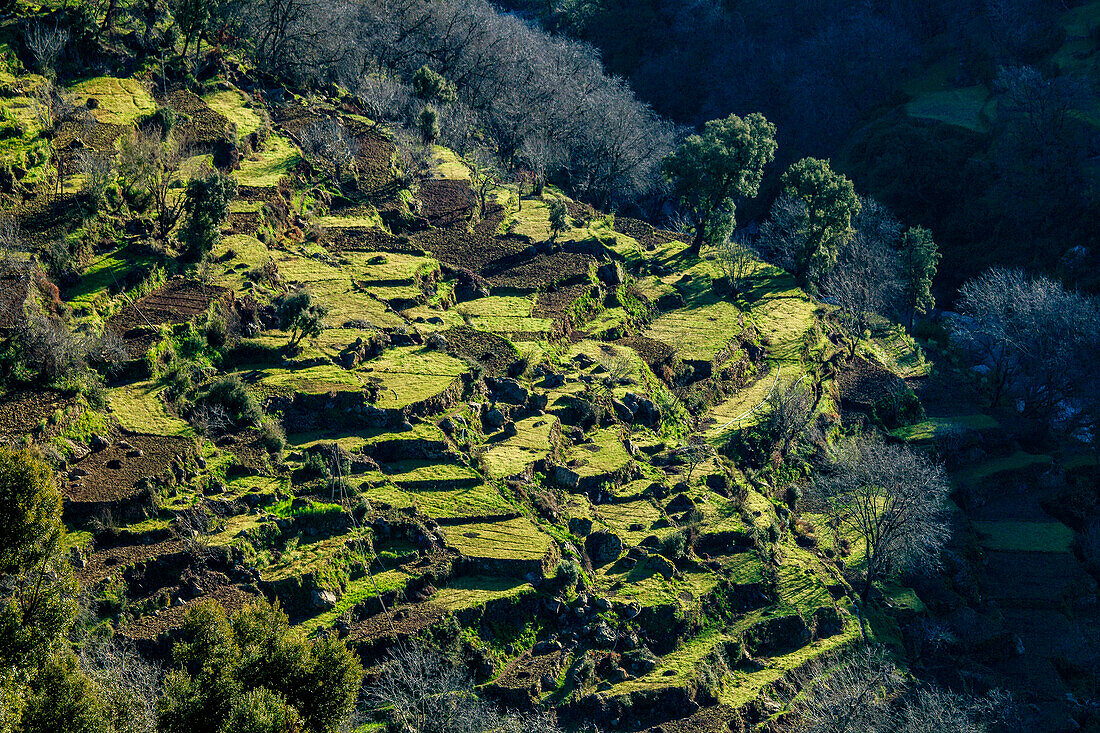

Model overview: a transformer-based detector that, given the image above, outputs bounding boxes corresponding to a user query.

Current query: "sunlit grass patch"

[69,76,156,125]
[237,133,300,187]
[108,380,193,437]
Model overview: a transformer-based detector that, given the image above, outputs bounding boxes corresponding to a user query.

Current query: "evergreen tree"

[663,112,776,255]
[899,226,939,330]
[181,171,236,260]
[780,157,859,290]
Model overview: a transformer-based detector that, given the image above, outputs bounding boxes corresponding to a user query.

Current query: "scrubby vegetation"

[0,1,1097,733]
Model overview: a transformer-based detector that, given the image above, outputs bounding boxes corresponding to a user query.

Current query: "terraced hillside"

[3,41,1090,733]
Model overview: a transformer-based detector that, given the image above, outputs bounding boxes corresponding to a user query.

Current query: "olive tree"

[662,112,777,255]
[764,158,860,291]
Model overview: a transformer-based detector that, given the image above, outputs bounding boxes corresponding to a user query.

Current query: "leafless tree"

[715,229,756,295]
[823,197,902,356]
[815,435,950,604]
[894,685,1017,733]
[117,128,188,241]
[757,193,808,276]
[677,439,711,485]
[786,645,903,733]
[750,378,818,465]
[953,267,1100,420]
[79,637,161,733]
[366,643,563,733]
[299,116,359,185]
[26,21,69,74]
[356,72,413,125]
[76,150,113,207]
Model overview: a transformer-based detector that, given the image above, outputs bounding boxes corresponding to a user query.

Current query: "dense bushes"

[157,600,363,733]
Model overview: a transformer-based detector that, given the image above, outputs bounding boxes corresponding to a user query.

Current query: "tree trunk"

[689,225,705,256]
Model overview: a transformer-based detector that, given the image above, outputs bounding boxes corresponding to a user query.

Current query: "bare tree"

[953,267,1100,418]
[894,685,1017,733]
[79,637,161,733]
[745,378,818,466]
[76,150,113,208]
[786,645,903,733]
[366,643,563,733]
[756,193,808,276]
[823,197,902,356]
[26,21,69,74]
[677,439,711,485]
[715,229,756,295]
[816,436,950,604]
[300,116,359,186]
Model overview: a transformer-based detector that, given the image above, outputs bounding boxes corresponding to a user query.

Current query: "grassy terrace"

[69,76,156,125]
[483,415,560,478]
[441,516,553,562]
[236,133,300,187]
[108,381,194,437]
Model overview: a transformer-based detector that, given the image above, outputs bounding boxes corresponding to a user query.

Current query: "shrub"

[659,529,687,561]
[258,417,286,455]
[554,558,581,591]
[199,374,260,427]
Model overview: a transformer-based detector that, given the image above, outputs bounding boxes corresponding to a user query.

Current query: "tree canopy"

[663,112,776,254]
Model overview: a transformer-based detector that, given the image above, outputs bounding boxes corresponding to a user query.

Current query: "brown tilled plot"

[64,434,193,508]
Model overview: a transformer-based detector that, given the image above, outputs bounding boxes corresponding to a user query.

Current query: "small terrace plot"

[442,516,554,564]
[361,346,469,410]
[69,77,156,125]
[456,295,554,341]
[482,415,561,478]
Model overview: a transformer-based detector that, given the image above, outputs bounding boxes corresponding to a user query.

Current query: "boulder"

[483,408,507,430]
[584,530,623,566]
[611,398,635,422]
[90,434,110,451]
[665,493,697,514]
[648,553,676,580]
[569,517,593,536]
[311,589,339,610]
[488,377,528,404]
[597,261,625,286]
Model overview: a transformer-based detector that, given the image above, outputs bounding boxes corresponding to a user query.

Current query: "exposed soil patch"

[328,226,419,254]
[617,335,676,370]
[166,90,231,151]
[612,215,680,250]
[483,250,595,291]
[0,389,74,441]
[64,434,193,509]
[441,326,519,378]
[107,279,229,356]
[346,601,449,645]
[835,355,906,408]
[109,279,227,331]
[417,178,476,228]
[122,582,259,642]
[78,538,187,586]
